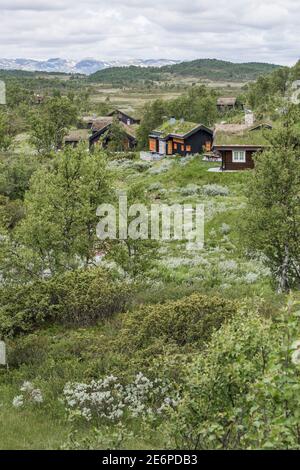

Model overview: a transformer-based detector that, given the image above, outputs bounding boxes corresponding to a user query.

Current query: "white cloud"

[0,0,299,65]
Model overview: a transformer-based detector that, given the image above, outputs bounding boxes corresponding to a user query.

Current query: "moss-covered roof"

[153,120,202,138]
[64,129,90,142]
[214,124,272,147]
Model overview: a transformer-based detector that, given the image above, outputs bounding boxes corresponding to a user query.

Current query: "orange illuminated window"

[181,145,184,151]
[174,143,178,150]
[186,145,191,152]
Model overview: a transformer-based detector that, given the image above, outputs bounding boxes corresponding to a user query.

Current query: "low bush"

[202,184,229,197]
[0,268,134,337]
[118,293,238,353]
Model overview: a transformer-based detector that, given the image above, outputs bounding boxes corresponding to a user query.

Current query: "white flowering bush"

[243,272,259,284]
[148,160,173,175]
[291,340,300,365]
[180,184,199,196]
[202,184,229,197]
[219,259,238,272]
[220,223,231,235]
[12,381,43,408]
[148,182,164,192]
[63,373,179,423]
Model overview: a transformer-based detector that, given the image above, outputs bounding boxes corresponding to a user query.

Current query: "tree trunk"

[278,244,290,293]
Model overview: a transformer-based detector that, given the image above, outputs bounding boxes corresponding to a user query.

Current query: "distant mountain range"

[0,58,182,75]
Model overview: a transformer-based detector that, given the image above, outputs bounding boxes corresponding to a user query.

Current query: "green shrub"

[0,268,134,337]
[119,293,238,353]
[168,310,275,450]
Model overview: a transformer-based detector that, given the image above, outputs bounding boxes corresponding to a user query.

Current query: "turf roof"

[154,120,200,138]
[214,125,272,147]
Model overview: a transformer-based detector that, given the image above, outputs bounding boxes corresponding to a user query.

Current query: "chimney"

[169,117,176,125]
[245,110,255,126]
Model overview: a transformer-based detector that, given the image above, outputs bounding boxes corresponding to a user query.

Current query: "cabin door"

[149,138,157,152]
[205,141,212,152]
[167,140,173,155]
[159,140,166,155]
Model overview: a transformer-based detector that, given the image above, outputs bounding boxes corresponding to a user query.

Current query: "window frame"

[232,150,246,163]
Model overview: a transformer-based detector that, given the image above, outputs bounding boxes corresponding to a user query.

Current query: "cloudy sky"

[0,0,299,65]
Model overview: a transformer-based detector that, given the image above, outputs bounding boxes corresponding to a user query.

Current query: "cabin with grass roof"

[89,117,137,150]
[108,109,141,126]
[64,129,90,148]
[149,118,213,157]
[213,123,272,171]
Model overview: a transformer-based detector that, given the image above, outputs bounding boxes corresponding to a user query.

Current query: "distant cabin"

[81,115,101,129]
[33,94,45,105]
[213,123,272,171]
[107,109,141,126]
[89,118,137,150]
[149,119,213,157]
[217,97,237,112]
[64,129,90,148]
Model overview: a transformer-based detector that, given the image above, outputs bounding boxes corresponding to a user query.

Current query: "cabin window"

[186,145,191,152]
[174,143,178,150]
[181,145,184,151]
[232,150,246,163]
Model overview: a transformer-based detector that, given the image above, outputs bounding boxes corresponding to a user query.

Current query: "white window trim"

[232,150,246,163]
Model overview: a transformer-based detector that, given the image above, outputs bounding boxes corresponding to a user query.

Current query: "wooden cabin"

[107,109,140,126]
[64,129,90,148]
[217,97,237,112]
[89,118,137,150]
[213,123,272,171]
[149,119,213,157]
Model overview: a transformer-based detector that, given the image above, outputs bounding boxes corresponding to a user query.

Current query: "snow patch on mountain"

[0,58,181,75]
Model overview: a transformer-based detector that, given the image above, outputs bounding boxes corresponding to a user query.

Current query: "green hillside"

[161,58,281,80]
[89,58,281,84]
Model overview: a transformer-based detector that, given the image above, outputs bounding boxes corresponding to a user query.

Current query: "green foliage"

[107,183,159,278]
[0,196,25,230]
[89,65,161,85]
[0,153,38,200]
[137,99,166,148]
[1,145,112,279]
[0,268,134,337]
[164,59,280,81]
[169,299,300,450]
[29,96,78,155]
[137,86,217,148]
[242,106,300,291]
[169,309,275,449]
[119,293,238,354]
[0,110,13,150]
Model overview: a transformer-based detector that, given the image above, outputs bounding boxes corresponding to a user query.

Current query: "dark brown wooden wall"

[221,149,256,171]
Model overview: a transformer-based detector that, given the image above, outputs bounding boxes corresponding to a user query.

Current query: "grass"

[153,120,201,137]
[0,383,70,450]
[214,128,271,146]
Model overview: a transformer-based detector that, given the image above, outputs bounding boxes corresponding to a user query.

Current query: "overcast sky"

[0,0,299,65]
